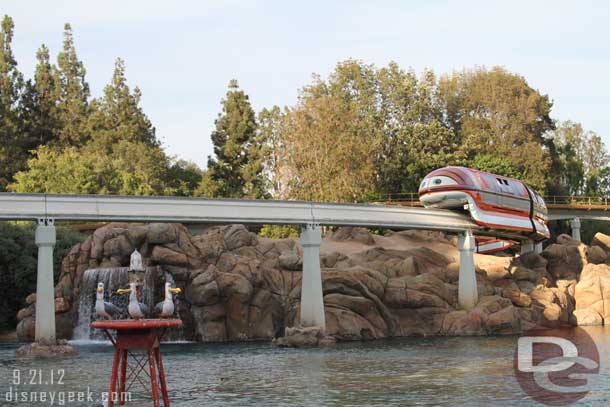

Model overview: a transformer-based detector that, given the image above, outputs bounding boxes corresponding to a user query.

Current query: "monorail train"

[418,166,550,241]
[475,237,514,254]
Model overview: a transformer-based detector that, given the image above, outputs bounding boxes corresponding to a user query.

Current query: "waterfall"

[73,267,130,341]
[72,266,186,342]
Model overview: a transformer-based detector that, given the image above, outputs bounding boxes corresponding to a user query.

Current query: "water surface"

[1,327,610,406]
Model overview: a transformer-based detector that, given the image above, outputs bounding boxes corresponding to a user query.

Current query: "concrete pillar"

[35,218,56,345]
[571,218,581,242]
[535,242,543,254]
[300,223,326,330]
[458,230,478,310]
[521,240,534,254]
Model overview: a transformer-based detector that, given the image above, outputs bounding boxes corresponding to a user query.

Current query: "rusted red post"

[148,348,160,407]
[156,347,171,406]
[108,349,120,407]
[119,349,127,406]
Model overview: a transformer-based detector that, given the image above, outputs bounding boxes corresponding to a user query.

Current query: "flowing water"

[1,326,610,406]
[73,268,131,341]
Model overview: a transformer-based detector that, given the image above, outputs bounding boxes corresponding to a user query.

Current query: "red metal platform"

[92,319,182,407]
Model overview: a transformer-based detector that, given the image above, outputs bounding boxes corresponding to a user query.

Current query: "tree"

[56,23,89,145]
[258,106,287,198]
[205,80,266,198]
[550,121,610,195]
[274,60,460,199]
[86,58,158,147]
[280,94,377,202]
[19,45,61,150]
[438,67,555,191]
[469,154,521,179]
[9,142,172,195]
[166,159,203,196]
[0,15,25,190]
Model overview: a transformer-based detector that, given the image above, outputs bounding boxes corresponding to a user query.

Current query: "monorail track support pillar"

[35,218,56,345]
[458,230,478,310]
[571,218,581,242]
[521,240,534,254]
[300,223,326,331]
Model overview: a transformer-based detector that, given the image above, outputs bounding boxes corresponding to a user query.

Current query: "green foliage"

[0,15,25,191]
[56,23,89,146]
[9,54,192,196]
[469,154,522,179]
[206,80,267,199]
[280,91,378,202]
[194,170,219,198]
[86,58,157,147]
[10,141,173,195]
[438,67,554,192]
[549,121,610,196]
[266,61,586,200]
[258,224,300,239]
[166,160,203,196]
[0,222,86,329]
[258,106,286,198]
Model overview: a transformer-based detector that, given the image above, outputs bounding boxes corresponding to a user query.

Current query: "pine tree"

[19,44,61,149]
[0,15,25,190]
[206,80,266,198]
[87,58,158,147]
[56,23,89,145]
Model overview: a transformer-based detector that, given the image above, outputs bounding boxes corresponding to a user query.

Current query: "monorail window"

[512,182,527,196]
[496,178,514,194]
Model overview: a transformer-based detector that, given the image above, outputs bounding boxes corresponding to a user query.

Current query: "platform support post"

[35,217,56,345]
[535,242,543,254]
[458,230,478,310]
[149,349,161,407]
[156,347,171,406]
[119,350,127,406]
[300,223,326,330]
[108,349,120,407]
[521,240,534,254]
[571,218,581,242]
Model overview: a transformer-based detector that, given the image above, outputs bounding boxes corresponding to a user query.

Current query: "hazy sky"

[4,0,609,168]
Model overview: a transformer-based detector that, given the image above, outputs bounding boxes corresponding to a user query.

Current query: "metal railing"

[542,195,609,209]
[379,192,421,206]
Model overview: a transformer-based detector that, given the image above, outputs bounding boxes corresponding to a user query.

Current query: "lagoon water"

[1,327,610,406]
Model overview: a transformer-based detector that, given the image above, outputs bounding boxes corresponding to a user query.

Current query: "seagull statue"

[154,283,182,318]
[117,282,149,320]
[95,282,121,320]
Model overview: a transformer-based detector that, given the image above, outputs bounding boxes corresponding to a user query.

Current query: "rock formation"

[16,224,610,343]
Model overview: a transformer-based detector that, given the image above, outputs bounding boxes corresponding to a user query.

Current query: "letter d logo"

[514,328,600,406]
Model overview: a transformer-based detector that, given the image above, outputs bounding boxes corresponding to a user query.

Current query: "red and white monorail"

[418,166,550,241]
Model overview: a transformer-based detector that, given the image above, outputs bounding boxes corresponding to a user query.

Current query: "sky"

[3,0,610,168]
